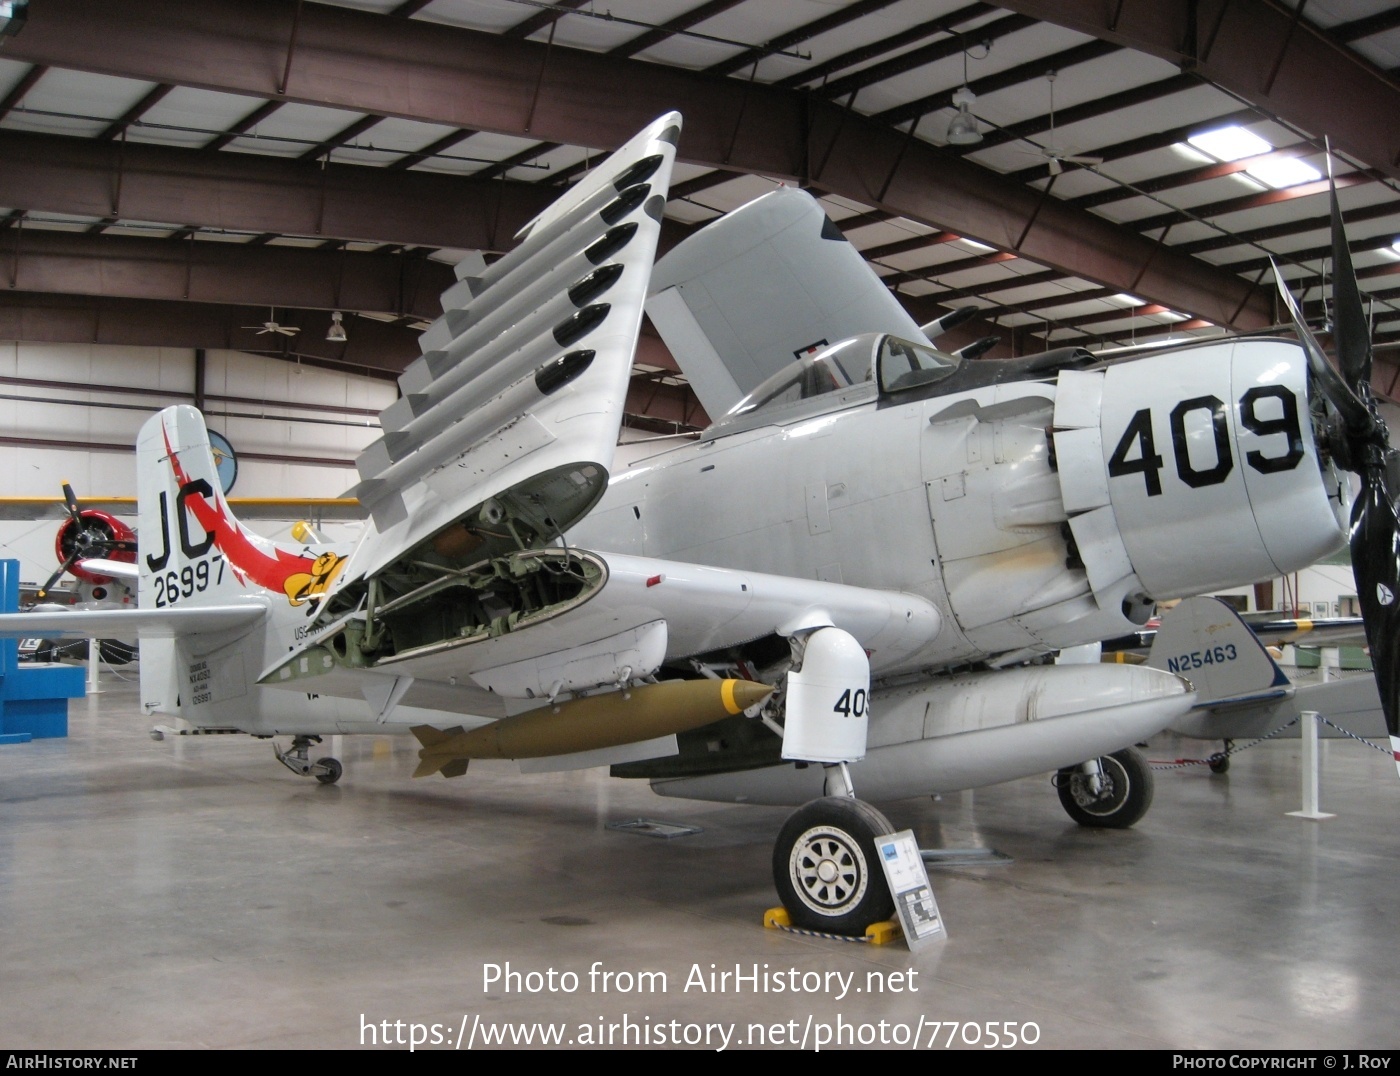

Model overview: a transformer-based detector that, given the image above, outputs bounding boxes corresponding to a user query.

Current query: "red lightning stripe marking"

[162,423,317,593]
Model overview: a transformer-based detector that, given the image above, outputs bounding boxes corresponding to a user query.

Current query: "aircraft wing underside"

[332,113,683,590]
[262,549,942,723]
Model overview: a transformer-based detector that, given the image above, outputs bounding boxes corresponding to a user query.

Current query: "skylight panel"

[1187,126,1273,162]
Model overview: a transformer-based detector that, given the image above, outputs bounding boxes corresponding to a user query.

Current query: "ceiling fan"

[242,307,301,336]
[1019,70,1104,175]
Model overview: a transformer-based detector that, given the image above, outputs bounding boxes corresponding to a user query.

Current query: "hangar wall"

[0,340,394,587]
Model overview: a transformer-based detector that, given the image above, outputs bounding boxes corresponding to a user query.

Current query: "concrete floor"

[3,673,1399,1051]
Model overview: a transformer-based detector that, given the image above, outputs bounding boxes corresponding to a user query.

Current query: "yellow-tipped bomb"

[411,678,773,777]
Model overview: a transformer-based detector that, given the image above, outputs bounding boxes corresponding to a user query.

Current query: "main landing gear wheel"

[1055,747,1153,829]
[1209,739,1233,775]
[773,797,895,934]
[314,757,343,785]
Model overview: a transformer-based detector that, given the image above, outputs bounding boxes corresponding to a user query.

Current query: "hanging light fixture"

[326,310,347,342]
[946,41,983,146]
[947,87,981,145]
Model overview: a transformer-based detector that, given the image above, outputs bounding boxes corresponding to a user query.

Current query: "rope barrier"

[1151,711,1390,768]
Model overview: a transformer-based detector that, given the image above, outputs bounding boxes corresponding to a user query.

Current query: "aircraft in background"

[3,482,363,664]
[1,112,1395,935]
[1136,596,1384,773]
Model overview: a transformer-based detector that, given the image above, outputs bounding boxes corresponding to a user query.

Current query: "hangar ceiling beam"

[0,64,47,121]
[203,101,286,152]
[771,3,994,90]
[1172,194,1400,256]
[1002,107,1268,184]
[705,0,904,79]
[0,130,556,251]
[4,230,455,319]
[991,0,1400,184]
[967,73,1213,164]
[5,0,1277,331]
[0,292,421,375]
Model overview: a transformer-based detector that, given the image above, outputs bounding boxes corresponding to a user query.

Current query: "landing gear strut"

[1055,746,1153,828]
[770,625,893,934]
[274,736,343,785]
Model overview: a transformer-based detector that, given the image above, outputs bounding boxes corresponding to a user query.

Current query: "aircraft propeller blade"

[1269,257,1372,435]
[1273,151,1400,767]
[36,548,81,600]
[61,481,80,519]
[39,482,138,598]
[1350,452,1400,771]
[1328,151,1372,393]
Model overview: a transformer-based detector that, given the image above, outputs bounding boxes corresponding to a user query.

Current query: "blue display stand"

[0,560,86,742]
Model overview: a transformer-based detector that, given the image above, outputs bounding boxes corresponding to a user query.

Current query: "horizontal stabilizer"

[0,602,266,640]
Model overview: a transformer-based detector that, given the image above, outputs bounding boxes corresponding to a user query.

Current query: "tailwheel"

[773,797,895,935]
[274,736,342,784]
[1055,747,1153,829]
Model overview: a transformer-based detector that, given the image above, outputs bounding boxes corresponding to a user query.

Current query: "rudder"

[136,406,348,610]
[1146,597,1289,705]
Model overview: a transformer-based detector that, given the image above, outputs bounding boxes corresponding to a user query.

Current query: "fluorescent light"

[959,237,993,252]
[1188,125,1273,162]
[1112,293,1144,306]
[0,0,27,37]
[1246,157,1322,189]
[1171,143,1214,166]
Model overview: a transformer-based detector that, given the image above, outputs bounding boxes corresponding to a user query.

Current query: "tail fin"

[136,406,348,610]
[410,724,469,778]
[1146,597,1290,706]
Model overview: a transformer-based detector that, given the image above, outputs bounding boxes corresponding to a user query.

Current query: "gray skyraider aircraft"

[4,113,1395,935]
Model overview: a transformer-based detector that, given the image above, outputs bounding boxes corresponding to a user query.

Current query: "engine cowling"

[1052,338,1347,603]
[55,510,137,584]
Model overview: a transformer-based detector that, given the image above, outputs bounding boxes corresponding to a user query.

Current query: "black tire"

[773,797,895,934]
[315,757,343,785]
[1056,747,1154,829]
[1208,753,1230,775]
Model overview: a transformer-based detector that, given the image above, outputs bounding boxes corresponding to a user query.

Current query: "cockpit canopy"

[721,333,962,424]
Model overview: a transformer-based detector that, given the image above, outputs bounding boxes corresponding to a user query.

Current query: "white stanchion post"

[1286,710,1335,821]
[86,640,102,696]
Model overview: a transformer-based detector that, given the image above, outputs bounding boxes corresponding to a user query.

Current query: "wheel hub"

[1071,770,1116,808]
[790,827,868,914]
[1066,756,1130,815]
